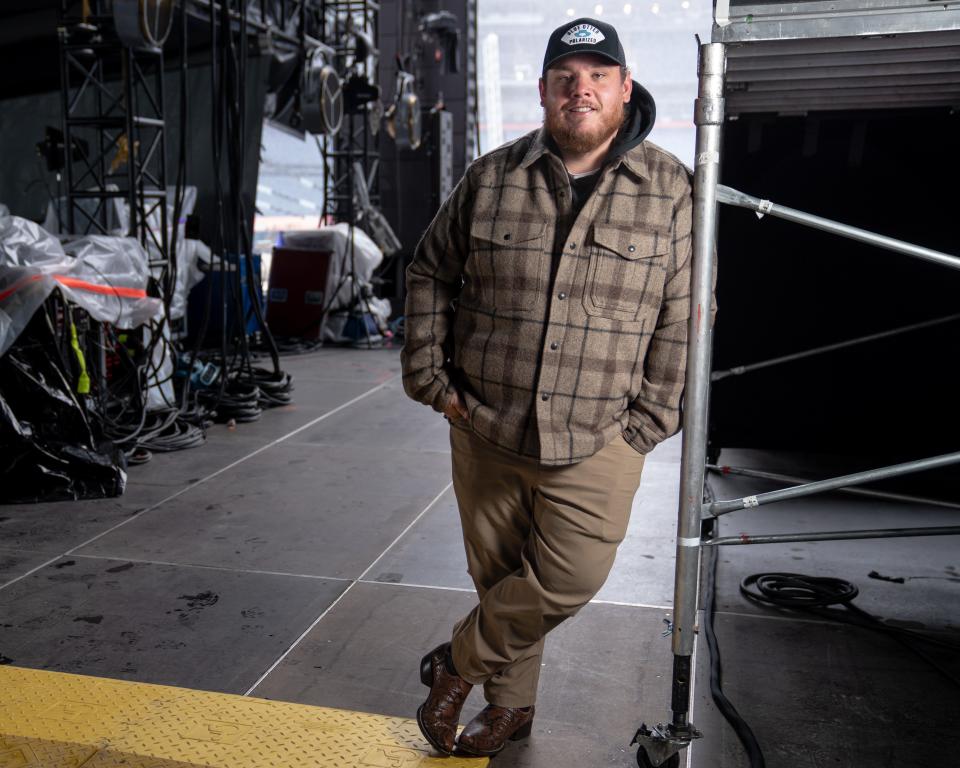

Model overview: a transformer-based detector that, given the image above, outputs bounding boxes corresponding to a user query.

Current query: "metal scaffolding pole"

[706,526,960,547]
[706,451,960,517]
[633,41,724,768]
[706,464,960,510]
[711,312,960,382]
[716,184,960,272]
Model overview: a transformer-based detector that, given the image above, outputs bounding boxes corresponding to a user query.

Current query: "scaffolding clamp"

[694,96,725,126]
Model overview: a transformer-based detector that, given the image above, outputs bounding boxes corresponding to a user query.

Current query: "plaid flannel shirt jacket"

[402,128,697,466]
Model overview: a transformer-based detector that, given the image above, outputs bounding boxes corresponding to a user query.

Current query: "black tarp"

[0,306,125,503]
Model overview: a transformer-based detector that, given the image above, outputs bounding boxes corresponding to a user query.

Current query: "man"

[402,16,696,757]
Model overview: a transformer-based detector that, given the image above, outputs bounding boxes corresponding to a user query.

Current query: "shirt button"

[628,244,636,253]
[569,242,576,249]
[550,341,559,350]
[503,233,511,241]
[541,393,550,401]
[558,292,567,300]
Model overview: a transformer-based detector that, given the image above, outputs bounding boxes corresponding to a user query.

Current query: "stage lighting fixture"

[113,0,175,50]
[302,47,344,136]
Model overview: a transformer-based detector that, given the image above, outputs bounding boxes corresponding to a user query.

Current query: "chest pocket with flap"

[469,220,546,312]
[585,224,668,321]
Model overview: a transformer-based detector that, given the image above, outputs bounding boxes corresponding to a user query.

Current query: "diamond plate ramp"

[0,666,487,768]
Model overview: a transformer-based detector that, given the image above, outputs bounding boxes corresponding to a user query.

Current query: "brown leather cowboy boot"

[416,642,473,755]
[455,704,535,756]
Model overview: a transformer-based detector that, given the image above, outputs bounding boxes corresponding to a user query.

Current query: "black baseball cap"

[542,17,627,74]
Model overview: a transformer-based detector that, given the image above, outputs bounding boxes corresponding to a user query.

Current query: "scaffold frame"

[633,4,960,763]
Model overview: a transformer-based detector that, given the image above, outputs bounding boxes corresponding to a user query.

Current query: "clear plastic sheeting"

[283,223,391,323]
[169,237,208,321]
[60,235,162,327]
[144,321,176,411]
[1,209,65,267]
[38,185,203,323]
[146,186,202,321]
[0,209,163,357]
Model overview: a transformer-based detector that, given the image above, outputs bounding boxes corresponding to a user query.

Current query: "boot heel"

[420,654,434,688]
[510,720,534,741]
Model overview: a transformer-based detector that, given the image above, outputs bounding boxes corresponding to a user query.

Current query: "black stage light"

[36,127,88,173]
[343,75,380,114]
[266,42,343,138]
[418,11,461,75]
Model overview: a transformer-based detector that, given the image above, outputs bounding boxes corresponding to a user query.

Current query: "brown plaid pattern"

[402,128,698,465]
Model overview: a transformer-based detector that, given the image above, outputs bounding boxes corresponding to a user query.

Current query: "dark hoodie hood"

[609,79,656,160]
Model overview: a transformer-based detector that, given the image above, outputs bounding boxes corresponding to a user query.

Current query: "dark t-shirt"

[568,169,601,214]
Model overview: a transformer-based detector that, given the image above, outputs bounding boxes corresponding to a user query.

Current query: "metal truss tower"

[57,2,169,272]
[321,0,380,224]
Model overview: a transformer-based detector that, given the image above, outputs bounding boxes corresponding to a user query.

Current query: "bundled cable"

[80,1,297,457]
[90,318,206,462]
[186,0,293,425]
[198,374,262,424]
[251,366,294,407]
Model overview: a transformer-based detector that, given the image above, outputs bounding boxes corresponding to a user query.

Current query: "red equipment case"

[265,246,333,339]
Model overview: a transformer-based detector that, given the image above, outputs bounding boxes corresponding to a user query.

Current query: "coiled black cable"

[251,366,293,407]
[740,573,859,609]
[740,572,960,688]
[198,374,261,423]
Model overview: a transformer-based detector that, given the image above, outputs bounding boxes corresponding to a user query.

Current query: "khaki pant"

[448,425,645,708]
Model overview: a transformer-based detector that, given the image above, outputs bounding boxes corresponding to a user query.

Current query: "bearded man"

[402,16,695,757]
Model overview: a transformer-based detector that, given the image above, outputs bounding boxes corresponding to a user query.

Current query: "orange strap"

[0,273,147,303]
[0,273,44,302]
[53,275,147,299]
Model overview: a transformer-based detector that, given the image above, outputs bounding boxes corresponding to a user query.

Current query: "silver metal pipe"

[672,42,725,660]
[707,464,960,510]
[716,185,960,272]
[706,451,960,517]
[712,313,960,381]
[704,526,960,546]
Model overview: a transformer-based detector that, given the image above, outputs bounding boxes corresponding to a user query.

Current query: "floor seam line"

[0,377,397,595]
[709,608,886,627]
[357,579,476,593]
[66,554,355,582]
[243,481,454,696]
[352,579,675,610]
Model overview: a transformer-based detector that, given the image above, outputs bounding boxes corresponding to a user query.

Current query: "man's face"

[539,54,632,155]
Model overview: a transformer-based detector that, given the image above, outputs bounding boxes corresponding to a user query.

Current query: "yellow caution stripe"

[0,665,488,767]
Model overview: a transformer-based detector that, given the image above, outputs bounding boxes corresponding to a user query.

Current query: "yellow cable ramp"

[0,666,488,767]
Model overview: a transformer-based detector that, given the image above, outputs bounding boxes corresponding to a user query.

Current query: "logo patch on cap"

[560,24,606,46]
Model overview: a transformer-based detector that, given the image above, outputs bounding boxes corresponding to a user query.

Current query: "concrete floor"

[691,457,960,768]
[1,347,958,767]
